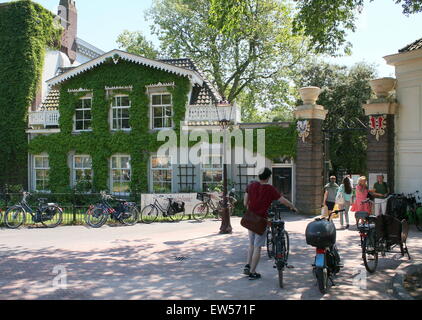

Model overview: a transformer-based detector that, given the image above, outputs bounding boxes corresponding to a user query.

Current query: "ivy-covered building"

[0,0,103,191]
[27,49,297,200]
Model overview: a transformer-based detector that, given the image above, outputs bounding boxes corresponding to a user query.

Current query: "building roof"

[47,49,204,87]
[41,52,224,110]
[399,37,422,53]
[160,58,222,105]
[41,90,60,111]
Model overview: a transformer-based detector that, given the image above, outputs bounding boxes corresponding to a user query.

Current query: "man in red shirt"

[243,168,297,280]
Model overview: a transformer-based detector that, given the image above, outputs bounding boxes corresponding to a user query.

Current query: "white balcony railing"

[186,106,240,124]
[28,110,60,128]
[28,106,240,129]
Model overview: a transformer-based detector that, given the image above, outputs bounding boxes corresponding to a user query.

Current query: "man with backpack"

[373,174,390,216]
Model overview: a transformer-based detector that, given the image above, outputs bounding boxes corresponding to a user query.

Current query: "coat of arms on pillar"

[297,120,311,143]
[369,115,387,141]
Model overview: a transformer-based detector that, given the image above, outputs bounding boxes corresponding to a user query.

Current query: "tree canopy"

[292,0,422,55]
[296,61,377,175]
[210,0,422,55]
[116,30,159,59]
[118,0,310,122]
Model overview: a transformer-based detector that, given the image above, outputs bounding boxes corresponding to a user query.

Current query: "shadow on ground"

[0,214,421,300]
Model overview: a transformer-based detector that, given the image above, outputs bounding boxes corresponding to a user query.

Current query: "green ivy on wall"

[0,0,62,189]
[29,59,191,193]
[28,58,298,194]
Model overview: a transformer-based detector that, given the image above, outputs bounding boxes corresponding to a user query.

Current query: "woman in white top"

[336,177,353,229]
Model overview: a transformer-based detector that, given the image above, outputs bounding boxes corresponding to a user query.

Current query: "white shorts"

[249,229,268,248]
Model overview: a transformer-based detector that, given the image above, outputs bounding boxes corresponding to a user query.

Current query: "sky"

[6,0,422,77]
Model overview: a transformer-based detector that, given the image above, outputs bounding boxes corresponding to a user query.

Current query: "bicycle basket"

[171,201,185,213]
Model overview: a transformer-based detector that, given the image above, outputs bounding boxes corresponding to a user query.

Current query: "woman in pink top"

[351,176,372,213]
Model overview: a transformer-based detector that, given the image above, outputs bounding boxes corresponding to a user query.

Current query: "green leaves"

[116,30,159,59]
[28,60,191,193]
[295,61,377,174]
[145,0,309,118]
[0,0,62,190]
[293,0,422,55]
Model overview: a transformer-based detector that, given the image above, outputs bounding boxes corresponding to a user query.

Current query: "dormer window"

[151,93,173,129]
[111,95,131,131]
[74,96,92,132]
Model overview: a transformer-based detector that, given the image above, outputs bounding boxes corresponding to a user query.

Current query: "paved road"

[0,215,421,300]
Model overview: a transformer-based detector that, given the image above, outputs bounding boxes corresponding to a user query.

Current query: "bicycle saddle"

[115,199,127,203]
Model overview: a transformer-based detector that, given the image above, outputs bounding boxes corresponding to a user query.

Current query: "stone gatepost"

[363,77,398,192]
[295,87,328,215]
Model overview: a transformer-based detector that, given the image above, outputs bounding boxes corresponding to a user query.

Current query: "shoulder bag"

[241,209,267,236]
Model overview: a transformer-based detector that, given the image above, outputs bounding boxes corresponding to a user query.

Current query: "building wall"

[392,52,422,194]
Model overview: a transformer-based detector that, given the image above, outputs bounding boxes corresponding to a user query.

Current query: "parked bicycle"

[192,189,237,221]
[3,192,63,229]
[306,209,345,294]
[356,199,411,274]
[85,191,139,228]
[406,191,422,231]
[140,195,185,224]
[266,201,295,288]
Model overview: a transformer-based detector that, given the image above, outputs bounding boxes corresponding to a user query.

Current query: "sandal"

[249,273,262,280]
[243,264,251,275]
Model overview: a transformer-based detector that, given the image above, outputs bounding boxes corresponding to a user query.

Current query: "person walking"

[351,176,372,214]
[336,177,353,229]
[323,176,339,217]
[243,168,297,280]
[372,174,389,216]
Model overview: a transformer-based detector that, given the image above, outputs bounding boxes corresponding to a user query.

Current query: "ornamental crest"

[297,120,311,143]
[369,115,387,141]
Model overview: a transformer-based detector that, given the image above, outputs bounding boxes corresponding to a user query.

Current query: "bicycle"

[406,191,422,231]
[266,201,295,289]
[306,209,345,294]
[140,195,185,224]
[85,191,139,228]
[4,192,63,229]
[192,189,237,221]
[356,199,411,274]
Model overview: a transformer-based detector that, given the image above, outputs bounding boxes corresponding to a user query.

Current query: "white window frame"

[111,94,131,131]
[150,93,174,130]
[33,155,50,192]
[201,154,223,191]
[74,95,93,132]
[72,155,93,188]
[150,155,173,193]
[110,155,131,195]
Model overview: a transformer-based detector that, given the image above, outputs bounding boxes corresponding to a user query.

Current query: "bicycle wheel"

[120,206,139,226]
[86,206,108,228]
[140,205,159,224]
[168,208,185,222]
[4,206,26,229]
[40,205,63,228]
[266,230,274,259]
[362,235,378,274]
[283,231,290,262]
[192,203,209,221]
[315,267,329,294]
